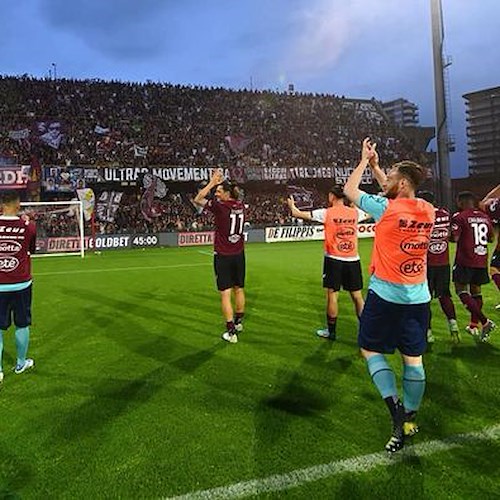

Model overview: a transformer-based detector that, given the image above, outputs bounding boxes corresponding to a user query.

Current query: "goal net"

[20,201,85,258]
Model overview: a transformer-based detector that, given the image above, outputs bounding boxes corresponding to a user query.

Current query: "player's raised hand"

[369,142,379,168]
[210,168,224,186]
[361,137,375,163]
[287,195,296,210]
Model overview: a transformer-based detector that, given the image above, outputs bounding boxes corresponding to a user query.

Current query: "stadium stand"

[0,76,426,232]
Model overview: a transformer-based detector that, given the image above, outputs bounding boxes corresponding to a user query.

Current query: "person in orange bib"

[344,138,435,455]
[288,186,364,341]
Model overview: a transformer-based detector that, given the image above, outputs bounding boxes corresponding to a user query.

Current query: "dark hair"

[1,190,21,205]
[328,185,345,199]
[417,190,435,204]
[219,181,240,200]
[393,161,427,189]
[457,191,476,205]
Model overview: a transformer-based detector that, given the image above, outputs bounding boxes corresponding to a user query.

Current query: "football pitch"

[1,240,499,499]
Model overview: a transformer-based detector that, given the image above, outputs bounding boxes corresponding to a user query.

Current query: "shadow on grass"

[261,341,348,413]
[437,342,500,367]
[263,374,329,417]
[334,454,425,499]
[48,288,228,444]
[252,343,351,476]
[55,373,162,440]
[421,338,500,442]
[60,286,221,352]
[0,443,33,499]
[52,341,224,442]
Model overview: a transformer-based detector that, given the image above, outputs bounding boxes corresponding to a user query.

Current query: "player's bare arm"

[479,183,500,211]
[193,169,224,207]
[344,137,373,204]
[287,196,312,221]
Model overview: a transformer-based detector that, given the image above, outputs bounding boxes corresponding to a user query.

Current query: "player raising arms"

[417,191,460,344]
[451,191,495,342]
[344,139,435,454]
[287,186,364,341]
[0,191,37,386]
[194,170,246,344]
[479,184,500,309]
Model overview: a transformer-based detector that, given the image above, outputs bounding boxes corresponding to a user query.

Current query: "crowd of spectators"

[22,205,81,238]
[103,187,332,234]
[1,75,425,234]
[103,192,213,234]
[0,75,421,169]
[22,187,332,237]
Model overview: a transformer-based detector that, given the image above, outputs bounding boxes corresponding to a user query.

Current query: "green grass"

[0,240,499,499]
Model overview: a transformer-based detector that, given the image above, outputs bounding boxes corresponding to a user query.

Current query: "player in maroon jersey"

[194,170,246,343]
[0,191,37,386]
[479,184,500,310]
[451,191,495,342]
[418,191,459,343]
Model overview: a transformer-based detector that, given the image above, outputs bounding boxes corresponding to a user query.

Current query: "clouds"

[39,0,176,60]
[283,1,353,77]
[1,0,499,177]
[281,0,405,80]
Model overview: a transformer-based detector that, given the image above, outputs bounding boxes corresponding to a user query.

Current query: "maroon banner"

[0,166,31,190]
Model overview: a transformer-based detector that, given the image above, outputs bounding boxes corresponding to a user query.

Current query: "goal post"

[20,200,85,258]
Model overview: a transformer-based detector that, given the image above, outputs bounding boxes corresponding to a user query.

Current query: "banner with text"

[36,233,160,253]
[357,223,376,238]
[97,167,231,184]
[265,223,375,243]
[0,166,31,190]
[265,225,324,243]
[178,231,215,247]
[41,166,381,188]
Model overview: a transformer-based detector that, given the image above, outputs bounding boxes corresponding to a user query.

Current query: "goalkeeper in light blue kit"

[344,139,435,453]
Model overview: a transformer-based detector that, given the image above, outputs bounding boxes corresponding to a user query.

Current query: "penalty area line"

[167,423,500,499]
[34,262,210,277]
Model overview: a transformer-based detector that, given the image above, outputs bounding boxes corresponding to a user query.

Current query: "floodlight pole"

[430,0,452,209]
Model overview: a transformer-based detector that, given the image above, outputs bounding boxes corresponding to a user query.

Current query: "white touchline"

[167,424,500,499]
[34,263,210,277]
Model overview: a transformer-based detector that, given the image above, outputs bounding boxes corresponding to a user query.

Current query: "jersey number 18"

[471,222,488,246]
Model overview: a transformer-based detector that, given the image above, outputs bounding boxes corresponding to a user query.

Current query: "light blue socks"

[403,364,426,412]
[366,354,398,399]
[15,327,30,366]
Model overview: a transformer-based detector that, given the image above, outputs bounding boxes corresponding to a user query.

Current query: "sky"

[1,0,499,178]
